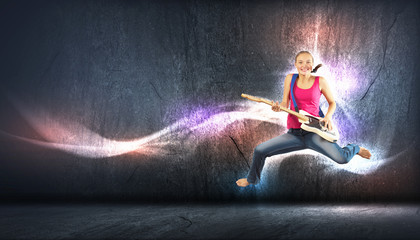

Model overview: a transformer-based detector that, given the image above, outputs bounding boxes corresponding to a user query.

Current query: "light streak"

[1,96,400,176]
[2,99,283,158]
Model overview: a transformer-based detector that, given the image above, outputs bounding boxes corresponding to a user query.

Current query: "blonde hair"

[295,51,323,73]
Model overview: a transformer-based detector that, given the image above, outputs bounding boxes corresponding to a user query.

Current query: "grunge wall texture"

[1,0,419,202]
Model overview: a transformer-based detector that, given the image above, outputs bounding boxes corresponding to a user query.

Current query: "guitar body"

[298,110,339,142]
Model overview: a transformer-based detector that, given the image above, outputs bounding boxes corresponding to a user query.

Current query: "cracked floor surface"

[1,203,419,239]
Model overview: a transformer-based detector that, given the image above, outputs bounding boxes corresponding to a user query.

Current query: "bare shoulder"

[318,76,327,83]
[318,76,329,87]
[285,73,293,83]
[318,76,333,93]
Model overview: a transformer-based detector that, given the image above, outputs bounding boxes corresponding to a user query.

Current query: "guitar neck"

[241,93,309,122]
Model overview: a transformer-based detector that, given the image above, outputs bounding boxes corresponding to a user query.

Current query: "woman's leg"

[304,132,360,164]
[246,131,306,184]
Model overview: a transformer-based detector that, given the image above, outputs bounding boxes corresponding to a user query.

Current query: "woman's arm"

[319,76,336,130]
[281,74,292,108]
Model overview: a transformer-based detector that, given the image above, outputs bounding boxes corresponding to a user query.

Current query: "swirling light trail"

[0,96,395,175]
[2,99,282,158]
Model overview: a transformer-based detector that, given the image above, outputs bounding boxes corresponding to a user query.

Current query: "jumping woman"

[236,51,372,187]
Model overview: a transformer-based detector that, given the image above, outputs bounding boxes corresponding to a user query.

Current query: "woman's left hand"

[320,116,333,131]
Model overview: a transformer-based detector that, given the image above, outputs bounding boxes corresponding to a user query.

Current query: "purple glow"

[1,96,391,175]
[3,98,283,158]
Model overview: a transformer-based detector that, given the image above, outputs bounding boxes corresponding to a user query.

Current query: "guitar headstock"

[241,93,262,102]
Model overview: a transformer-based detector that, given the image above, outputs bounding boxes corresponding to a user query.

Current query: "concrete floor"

[1,203,419,239]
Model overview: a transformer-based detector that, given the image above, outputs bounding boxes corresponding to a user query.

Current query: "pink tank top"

[287,76,322,129]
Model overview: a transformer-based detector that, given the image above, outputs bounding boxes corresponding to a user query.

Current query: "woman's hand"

[320,115,333,131]
[271,101,281,112]
[272,101,288,112]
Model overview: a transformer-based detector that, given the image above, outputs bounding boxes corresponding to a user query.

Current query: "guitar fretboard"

[241,93,309,122]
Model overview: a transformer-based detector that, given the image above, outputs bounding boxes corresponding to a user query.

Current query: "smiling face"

[295,52,314,75]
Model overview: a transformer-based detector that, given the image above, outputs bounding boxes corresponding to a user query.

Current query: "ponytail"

[311,64,322,73]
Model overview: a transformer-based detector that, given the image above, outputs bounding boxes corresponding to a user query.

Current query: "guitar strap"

[290,74,299,113]
[290,73,325,117]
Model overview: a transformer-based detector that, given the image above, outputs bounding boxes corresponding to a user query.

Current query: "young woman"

[236,51,372,187]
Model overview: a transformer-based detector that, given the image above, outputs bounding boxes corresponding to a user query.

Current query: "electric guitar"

[241,93,339,142]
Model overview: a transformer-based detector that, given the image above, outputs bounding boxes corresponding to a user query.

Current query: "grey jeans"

[247,128,360,184]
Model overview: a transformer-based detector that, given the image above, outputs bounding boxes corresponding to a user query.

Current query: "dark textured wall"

[1,0,419,202]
